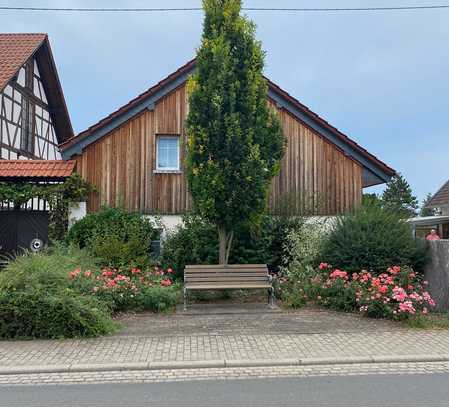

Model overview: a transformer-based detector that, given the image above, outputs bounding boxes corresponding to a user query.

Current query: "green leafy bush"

[161,213,305,277]
[66,207,159,268]
[321,204,428,274]
[0,246,116,339]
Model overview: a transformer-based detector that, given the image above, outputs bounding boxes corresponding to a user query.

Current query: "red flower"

[131,268,141,274]
[69,268,81,279]
[319,263,329,270]
[160,279,172,287]
[102,268,115,278]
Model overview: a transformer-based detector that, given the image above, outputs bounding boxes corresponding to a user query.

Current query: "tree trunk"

[218,227,234,265]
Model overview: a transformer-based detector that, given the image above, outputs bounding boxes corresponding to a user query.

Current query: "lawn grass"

[407,313,449,329]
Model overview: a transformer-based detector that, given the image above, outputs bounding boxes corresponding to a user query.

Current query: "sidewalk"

[1,307,449,376]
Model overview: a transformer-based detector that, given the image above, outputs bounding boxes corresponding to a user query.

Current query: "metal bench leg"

[270,287,275,309]
[183,288,187,312]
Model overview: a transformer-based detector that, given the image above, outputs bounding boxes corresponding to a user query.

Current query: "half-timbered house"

[0,33,74,256]
[60,59,395,226]
[0,33,73,160]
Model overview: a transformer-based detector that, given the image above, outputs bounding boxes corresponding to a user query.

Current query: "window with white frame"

[156,136,180,171]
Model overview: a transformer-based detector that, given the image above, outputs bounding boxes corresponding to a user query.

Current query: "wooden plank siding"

[74,82,362,216]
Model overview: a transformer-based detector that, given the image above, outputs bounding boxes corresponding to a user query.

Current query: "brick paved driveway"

[1,307,449,370]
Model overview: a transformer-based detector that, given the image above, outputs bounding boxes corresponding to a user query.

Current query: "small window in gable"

[156,135,180,171]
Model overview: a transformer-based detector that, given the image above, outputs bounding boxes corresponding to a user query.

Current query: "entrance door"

[0,210,49,257]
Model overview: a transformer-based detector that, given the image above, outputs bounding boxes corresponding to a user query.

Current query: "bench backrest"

[184,264,269,285]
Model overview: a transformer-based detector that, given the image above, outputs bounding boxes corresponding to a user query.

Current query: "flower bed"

[69,265,179,313]
[281,263,435,320]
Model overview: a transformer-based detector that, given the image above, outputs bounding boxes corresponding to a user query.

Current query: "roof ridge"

[59,58,394,179]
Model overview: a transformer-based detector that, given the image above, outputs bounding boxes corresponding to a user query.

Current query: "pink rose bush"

[68,265,178,312]
[281,263,435,320]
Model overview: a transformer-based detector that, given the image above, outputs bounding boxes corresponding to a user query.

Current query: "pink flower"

[92,286,99,293]
[388,266,401,275]
[69,268,81,279]
[317,295,322,300]
[84,270,92,278]
[392,286,407,302]
[102,269,114,278]
[106,280,117,288]
[378,285,388,294]
[398,301,416,314]
[423,292,436,307]
[131,268,141,274]
[319,263,329,270]
[167,267,174,274]
[160,279,172,287]
[330,270,348,280]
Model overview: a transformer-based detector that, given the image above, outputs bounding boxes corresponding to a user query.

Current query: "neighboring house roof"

[0,33,73,142]
[60,59,395,187]
[0,159,75,181]
[427,180,449,208]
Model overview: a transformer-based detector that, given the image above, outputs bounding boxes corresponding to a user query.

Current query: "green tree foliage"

[420,193,437,217]
[321,204,428,274]
[185,0,285,264]
[161,213,303,278]
[381,173,418,218]
[362,193,382,208]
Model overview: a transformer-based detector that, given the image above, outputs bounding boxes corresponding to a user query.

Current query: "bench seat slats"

[185,283,271,290]
[183,264,274,310]
[185,264,266,269]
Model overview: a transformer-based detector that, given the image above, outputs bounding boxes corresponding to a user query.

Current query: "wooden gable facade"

[0,34,73,161]
[61,60,394,216]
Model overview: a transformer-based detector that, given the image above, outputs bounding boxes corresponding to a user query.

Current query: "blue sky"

[2,0,448,203]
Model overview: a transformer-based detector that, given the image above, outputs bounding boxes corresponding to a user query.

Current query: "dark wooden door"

[0,210,48,257]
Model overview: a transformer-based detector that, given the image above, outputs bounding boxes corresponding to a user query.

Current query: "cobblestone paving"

[2,362,449,386]
[0,308,448,369]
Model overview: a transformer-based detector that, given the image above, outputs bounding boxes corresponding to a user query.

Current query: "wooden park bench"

[183,264,274,311]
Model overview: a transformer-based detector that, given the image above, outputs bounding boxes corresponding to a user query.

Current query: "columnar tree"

[186,0,285,264]
[420,193,436,217]
[381,173,418,218]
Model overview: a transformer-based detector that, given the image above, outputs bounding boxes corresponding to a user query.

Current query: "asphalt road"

[1,374,449,407]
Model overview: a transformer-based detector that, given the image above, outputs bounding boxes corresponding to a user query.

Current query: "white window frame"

[156,135,181,171]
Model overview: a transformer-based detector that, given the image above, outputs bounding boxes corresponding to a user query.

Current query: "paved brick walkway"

[1,308,448,370]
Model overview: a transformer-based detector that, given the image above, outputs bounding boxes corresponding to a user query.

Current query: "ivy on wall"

[0,173,95,241]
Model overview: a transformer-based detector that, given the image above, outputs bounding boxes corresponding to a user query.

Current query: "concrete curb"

[1,355,449,376]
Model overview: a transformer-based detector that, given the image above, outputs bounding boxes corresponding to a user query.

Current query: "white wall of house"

[68,201,87,228]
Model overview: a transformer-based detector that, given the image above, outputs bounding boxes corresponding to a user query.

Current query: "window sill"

[153,170,183,174]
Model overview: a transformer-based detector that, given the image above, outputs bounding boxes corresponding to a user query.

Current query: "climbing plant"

[0,173,95,241]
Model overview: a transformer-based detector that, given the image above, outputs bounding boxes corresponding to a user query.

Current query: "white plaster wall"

[68,202,87,228]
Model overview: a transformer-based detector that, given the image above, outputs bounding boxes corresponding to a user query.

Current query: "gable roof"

[0,159,75,181]
[0,33,73,142]
[427,180,449,208]
[60,59,395,187]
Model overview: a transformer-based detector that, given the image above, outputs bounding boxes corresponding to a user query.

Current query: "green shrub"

[0,247,116,339]
[66,207,159,268]
[321,204,428,274]
[161,213,305,277]
[0,290,115,339]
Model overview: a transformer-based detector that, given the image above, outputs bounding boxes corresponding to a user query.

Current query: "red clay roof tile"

[0,160,75,179]
[0,33,47,92]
